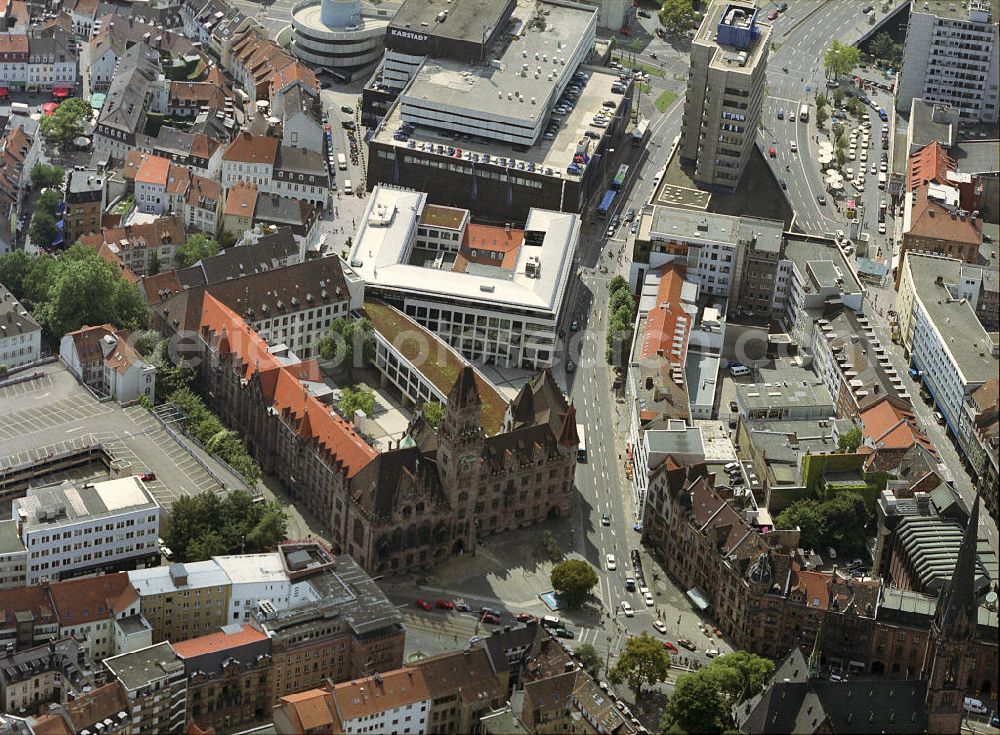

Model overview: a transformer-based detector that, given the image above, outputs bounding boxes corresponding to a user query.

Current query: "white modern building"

[896,0,999,123]
[895,252,998,434]
[291,0,394,78]
[347,185,579,368]
[395,0,597,146]
[12,477,162,586]
[214,553,292,623]
[0,284,41,370]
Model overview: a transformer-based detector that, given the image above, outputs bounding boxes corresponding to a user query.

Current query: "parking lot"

[0,364,248,507]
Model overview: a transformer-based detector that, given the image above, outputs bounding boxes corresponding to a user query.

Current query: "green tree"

[661,669,727,734]
[837,426,863,453]
[823,41,860,81]
[37,247,148,336]
[174,233,220,269]
[869,32,903,66]
[340,385,375,418]
[703,651,774,706]
[835,148,847,168]
[550,559,599,608]
[28,212,57,248]
[816,106,829,127]
[422,401,444,428]
[609,287,634,315]
[608,275,629,295]
[150,340,194,398]
[317,317,375,376]
[815,93,828,109]
[608,633,671,699]
[833,87,844,106]
[29,163,64,189]
[131,330,161,357]
[40,98,91,145]
[774,498,826,549]
[775,492,870,557]
[574,643,603,677]
[186,530,229,561]
[164,489,287,562]
[0,250,34,296]
[659,0,698,36]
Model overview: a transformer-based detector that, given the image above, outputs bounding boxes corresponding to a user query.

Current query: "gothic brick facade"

[179,294,577,577]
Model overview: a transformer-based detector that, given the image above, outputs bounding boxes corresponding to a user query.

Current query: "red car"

[664,641,678,653]
[678,638,697,651]
[516,613,536,623]
[768,147,777,158]
[435,599,454,610]
[415,598,433,611]
[481,612,501,624]
[767,10,778,20]
[138,472,156,482]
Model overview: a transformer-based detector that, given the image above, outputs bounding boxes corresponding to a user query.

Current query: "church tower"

[922,493,982,735]
[438,367,485,536]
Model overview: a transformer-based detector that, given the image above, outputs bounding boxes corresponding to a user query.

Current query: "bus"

[798,102,809,122]
[632,119,649,146]
[597,189,617,217]
[577,424,587,462]
[612,164,629,190]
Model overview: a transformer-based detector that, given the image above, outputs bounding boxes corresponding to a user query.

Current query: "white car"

[848,149,856,161]
[621,601,634,617]
[644,592,655,607]
[846,167,854,179]
[606,554,617,571]
[878,222,886,234]
[653,620,668,634]
[870,164,877,174]
[789,141,798,152]
[706,649,720,658]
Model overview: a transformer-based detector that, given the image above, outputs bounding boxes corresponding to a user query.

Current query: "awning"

[0,88,9,97]
[686,587,711,611]
[52,87,72,97]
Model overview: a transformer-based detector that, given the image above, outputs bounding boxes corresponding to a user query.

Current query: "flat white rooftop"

[15,476,158,531]
[348,185,579,315]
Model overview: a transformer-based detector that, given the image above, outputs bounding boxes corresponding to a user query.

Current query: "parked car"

[653,620,668,634]
[435,599,454,610]
[138,472,156,482]
[621,602,634,617]
[516,613,535,623]
[554,627,575,639]
[678,638,697,651]
[664,641,678,652]
[415,598,433,611]
[481,612,501,624]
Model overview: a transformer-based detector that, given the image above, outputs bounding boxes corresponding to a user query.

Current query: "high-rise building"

[897,0,999,124]
[680,2,771,191]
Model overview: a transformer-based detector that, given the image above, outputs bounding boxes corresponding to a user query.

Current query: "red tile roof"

[135,154,171,186]
[640,263,691,363]
[907,141,954,192]
[223,180,257,217]
[199,294,378,477]
[788,564,831,610]
[455,223,523,271]
[860,396,935,452]
[223,132,279,165]
[48,572,137,625]
[330,668,432,722]
[141,270,183,305]
[172,624,267,659]
[0,33,28,54]
[278,689,340,734]
[269,61,318,98]
[906,184,983,244]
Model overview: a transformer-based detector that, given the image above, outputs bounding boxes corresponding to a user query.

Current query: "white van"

[729,365,750,377]
[877,172,887,189]
[10,102,29,115]
[337,153,347,170]
[541,615,561,629]
[343,179,353,194]
[963,698,988,715]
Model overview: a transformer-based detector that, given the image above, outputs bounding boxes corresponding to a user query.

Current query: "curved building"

[291,0,392,78]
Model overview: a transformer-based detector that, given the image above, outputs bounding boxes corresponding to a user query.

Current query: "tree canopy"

[662,652,774,733]
[659,0,699,36]
[168,387,261,484]
[0,244,148,337]
[174,233,220,269]
[837,426,863,453]
[550,559,598,607]
[606,277,636,367]
[340,385,375,418]
[608,633,671,698]
[422,401,444,428]
[574,643,603,677]
[164,489,288,562]
[40,98,91,145]
[29,163,64,189]
[869,32,903,67]
[774,491,870,557]
[316,317,375,375]
[28,189,63,249]
[823,41,860,80]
